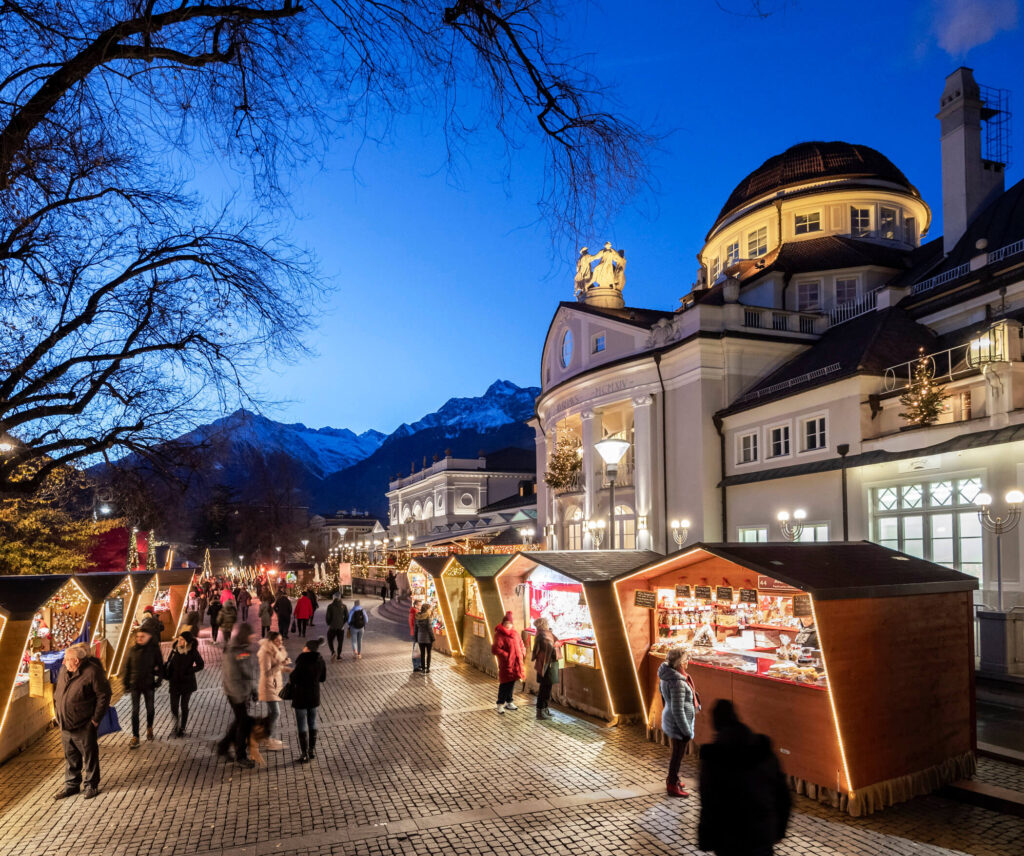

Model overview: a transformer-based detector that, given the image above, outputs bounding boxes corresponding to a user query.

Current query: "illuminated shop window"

[871,476,984,576]
[738,526,768,542]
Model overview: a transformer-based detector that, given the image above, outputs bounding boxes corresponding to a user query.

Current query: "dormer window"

[725,240,740,266]
[850,207,871,238]
[592,333,606,354]
[794,212,821,234]
[747,227,767,257]
[796,281,821,311]
[879,206,898,240]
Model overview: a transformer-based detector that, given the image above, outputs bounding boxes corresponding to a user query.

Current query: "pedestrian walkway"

[1,602,1023,856]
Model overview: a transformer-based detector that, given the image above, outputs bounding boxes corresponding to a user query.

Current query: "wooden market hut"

[443,554,516,675]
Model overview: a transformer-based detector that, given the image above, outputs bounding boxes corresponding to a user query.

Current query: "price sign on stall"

[675,584,691,599]
[694,585,712,600]
[29,662,44,698]
[739,588,758,604]
[716,586,734,602]
[793,595,813,618]
[634,589,658,609]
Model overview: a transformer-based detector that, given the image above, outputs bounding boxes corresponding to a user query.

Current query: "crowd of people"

[50,574,791,856]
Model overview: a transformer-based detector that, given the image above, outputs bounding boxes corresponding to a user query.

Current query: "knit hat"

[503,611,514,623]
[306,637,324,652]
[143,605,155,614]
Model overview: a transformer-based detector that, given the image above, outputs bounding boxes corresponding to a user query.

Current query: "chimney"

[938,67,1006,254]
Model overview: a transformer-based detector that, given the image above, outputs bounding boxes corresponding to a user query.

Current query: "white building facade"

[535,67,1024,611]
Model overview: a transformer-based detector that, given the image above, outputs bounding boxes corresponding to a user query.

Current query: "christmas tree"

[899,348,949,427]
[202,548,212,578]
[146,532,157,571]
[543,435,583,490]
[126,528,140,571]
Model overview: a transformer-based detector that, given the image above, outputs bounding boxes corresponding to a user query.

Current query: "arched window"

[614,504,636,550]
[565,506,583,551]
[412,500,422,520]
[423,500,434,519]
[401,505,412,523]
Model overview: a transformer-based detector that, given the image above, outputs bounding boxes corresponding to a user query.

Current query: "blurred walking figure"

[658,646,698,798]
[218,596,238,648]
[237,586,252,622]
[207,596,222,642]
[491,611,525,713]
[348,600,367,659]
[325,593,349,661]
[414,603,435,673]
[124,629,162,747]
[294,591,314,637]
[257,631,291,751]
[698,700,790,856]
[217,623,257,768]
[529,617,559,720]
[408,599,421,640]
[274,591,293,640]
[53,644,111,800]
[286,637,327,763]
[387,571,398,601]
[259,596,274,638]
[164,631,204,737]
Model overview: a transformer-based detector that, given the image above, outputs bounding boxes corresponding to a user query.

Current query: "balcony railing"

[742,306,818,334]
[553,471,585,494]
[600,459,634,488]
[881,343,975,392]
[830,287,881,326]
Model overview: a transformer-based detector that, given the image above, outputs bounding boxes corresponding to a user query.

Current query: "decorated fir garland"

[543,435,583,490]
[899,348,949,427]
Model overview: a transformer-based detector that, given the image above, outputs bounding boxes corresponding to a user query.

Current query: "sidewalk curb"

[941,779,1024,817]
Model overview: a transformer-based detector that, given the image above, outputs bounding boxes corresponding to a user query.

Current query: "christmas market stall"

[446,554,516,675]
[0,575,89,762]
[155,569,199,640]
[612,542,978,816]
[112,572,157,675]
[408,557,455,657]
[74,572,130,669]
[495,551,658,722]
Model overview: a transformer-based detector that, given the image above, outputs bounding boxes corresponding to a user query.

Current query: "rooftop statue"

[575,242,626,299]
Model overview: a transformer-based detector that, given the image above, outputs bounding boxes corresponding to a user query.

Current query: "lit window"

[738,432,758,464]
[879,206,898,240]
[850,207,871,237]
[836,278,858,306]
[796,281,820,311]
[802,416,826,451]
[871,477,985,577]
[592,334,606,354]
[725,240,740,266]
[747,227,768,258]
[710,257,721,282]
[794,212,821,234]
[769,425,790,458]
[738,526,768,542]
[797,523,830,542]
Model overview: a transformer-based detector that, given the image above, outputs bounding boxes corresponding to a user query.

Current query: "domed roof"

[713,141,918,229]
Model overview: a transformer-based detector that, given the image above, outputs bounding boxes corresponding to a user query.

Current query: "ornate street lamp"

[777,509,807,542]
[670,518,691,548]
[595,436,630,549]
[586,519,606,548]
[977,490,1023,612]
[301,539,309,561]
[518,526,536,545]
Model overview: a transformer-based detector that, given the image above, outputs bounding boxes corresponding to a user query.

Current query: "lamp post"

[777,509,807,541]
[586,519,605,548]
[594,436,631,550]
[670,518,691,548]
[301,539,309,561]
[977,490,1023,612]
[518,526,535,545]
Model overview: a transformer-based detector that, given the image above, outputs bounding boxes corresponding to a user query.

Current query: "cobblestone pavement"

[1,601,1023,856]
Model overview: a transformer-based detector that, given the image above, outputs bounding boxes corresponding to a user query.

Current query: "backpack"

[350,608,366,629]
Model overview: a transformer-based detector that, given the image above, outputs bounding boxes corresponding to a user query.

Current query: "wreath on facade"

[543,436,582,490]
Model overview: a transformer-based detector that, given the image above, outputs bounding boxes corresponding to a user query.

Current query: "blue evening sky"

[249,0,1023,434]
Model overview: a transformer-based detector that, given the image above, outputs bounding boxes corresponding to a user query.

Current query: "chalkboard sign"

[634,589,658,609]
[675,584,691,598]
[694,585,712,600]
[793,595,812,618]
[716,586,734,602]
[739,588,758,604]
[104,597,124,625]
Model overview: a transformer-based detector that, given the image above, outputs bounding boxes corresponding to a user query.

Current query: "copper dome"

[712,141,919,233]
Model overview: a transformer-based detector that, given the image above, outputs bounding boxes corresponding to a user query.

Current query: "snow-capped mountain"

[390,380,538,437]
[185,410,386,480]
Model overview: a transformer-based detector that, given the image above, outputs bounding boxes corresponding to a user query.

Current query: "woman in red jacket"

[294,593,314,638]
[491,611,525,715]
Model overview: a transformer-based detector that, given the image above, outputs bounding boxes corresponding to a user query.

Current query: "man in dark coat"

[237,586,252,621]
[124,629,162,747]
[324,594,349,661]
[139,605,164,644]
[53,644,111,800]
[273,591,293,639]
[698,700,791,856]
[387,571,398,601]
[217,623,257,767]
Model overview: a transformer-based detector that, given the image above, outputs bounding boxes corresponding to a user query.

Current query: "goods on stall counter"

[691,623,715,648]
[766,662,825,685]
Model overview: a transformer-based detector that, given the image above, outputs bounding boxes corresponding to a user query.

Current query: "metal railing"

[990,237,1024,264]
[553,470,585,495]
[911,262,971,295]
[742,307,818,334]
[881,343,975,392]
[830,287,881,326]
[735,362,842,403]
